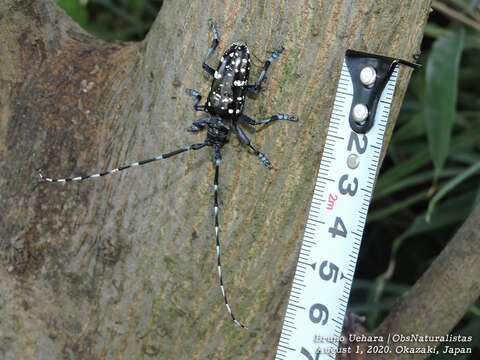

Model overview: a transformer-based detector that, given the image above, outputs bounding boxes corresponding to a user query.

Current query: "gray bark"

[0,0,430,359]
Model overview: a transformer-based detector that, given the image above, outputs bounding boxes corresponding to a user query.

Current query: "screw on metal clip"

[345,50,420,134]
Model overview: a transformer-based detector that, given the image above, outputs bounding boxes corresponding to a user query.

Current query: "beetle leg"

[247,47,284,92]
[203,19,219,77]
[187,117,209,132]
[240,113,298,126]
[235,125,272,168]
[185,89,206,111]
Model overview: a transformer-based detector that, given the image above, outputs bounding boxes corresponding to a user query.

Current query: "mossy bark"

[0,1,434,359]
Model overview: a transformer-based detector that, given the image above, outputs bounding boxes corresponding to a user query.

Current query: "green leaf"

[470,305,480,316]
[57,0,88,28]
[94,0,141,24]
[378,124,479,192]
[426,161,480,222]
[375,124,480,197]
[368,190,428,222]
[391,190,477,254]
[425,30,465,181]
[373,168,462,201]
[391,112,426,144]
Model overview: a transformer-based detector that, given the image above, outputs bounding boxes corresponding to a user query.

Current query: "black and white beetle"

[38,20,298,329]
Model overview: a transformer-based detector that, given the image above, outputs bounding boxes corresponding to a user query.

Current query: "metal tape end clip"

[345,50,420,133]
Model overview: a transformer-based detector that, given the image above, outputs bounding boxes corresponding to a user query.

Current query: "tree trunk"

[0,0,431,359]
[373,203,480,360]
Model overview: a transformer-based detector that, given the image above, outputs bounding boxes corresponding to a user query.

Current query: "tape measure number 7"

[275,50,419,360]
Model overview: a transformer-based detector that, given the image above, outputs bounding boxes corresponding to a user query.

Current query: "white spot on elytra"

[228,109,234,114]
[214,71,221,79]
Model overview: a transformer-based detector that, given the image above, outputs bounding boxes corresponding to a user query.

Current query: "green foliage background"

[57,0,480,358]
[56,0,162,41]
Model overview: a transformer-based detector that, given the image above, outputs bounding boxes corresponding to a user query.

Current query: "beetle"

[38,20,298,329]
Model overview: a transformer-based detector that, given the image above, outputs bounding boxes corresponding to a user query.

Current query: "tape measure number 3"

[275,50,419,360]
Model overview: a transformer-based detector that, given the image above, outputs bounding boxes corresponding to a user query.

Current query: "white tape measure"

[275,50,418,360]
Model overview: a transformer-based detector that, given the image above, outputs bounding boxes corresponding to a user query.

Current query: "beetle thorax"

[206,117,231,149]
[206,42,250,119]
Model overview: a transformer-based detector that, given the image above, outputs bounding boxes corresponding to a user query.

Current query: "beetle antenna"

[38,144,208,183]
[213,150,248,329]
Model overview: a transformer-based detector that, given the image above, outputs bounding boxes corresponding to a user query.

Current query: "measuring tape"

[275,50,418,360]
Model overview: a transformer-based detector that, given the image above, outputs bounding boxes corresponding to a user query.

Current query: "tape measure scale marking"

[275,50,419,360]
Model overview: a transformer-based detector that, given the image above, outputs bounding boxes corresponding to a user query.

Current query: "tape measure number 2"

[275,50,419,360]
